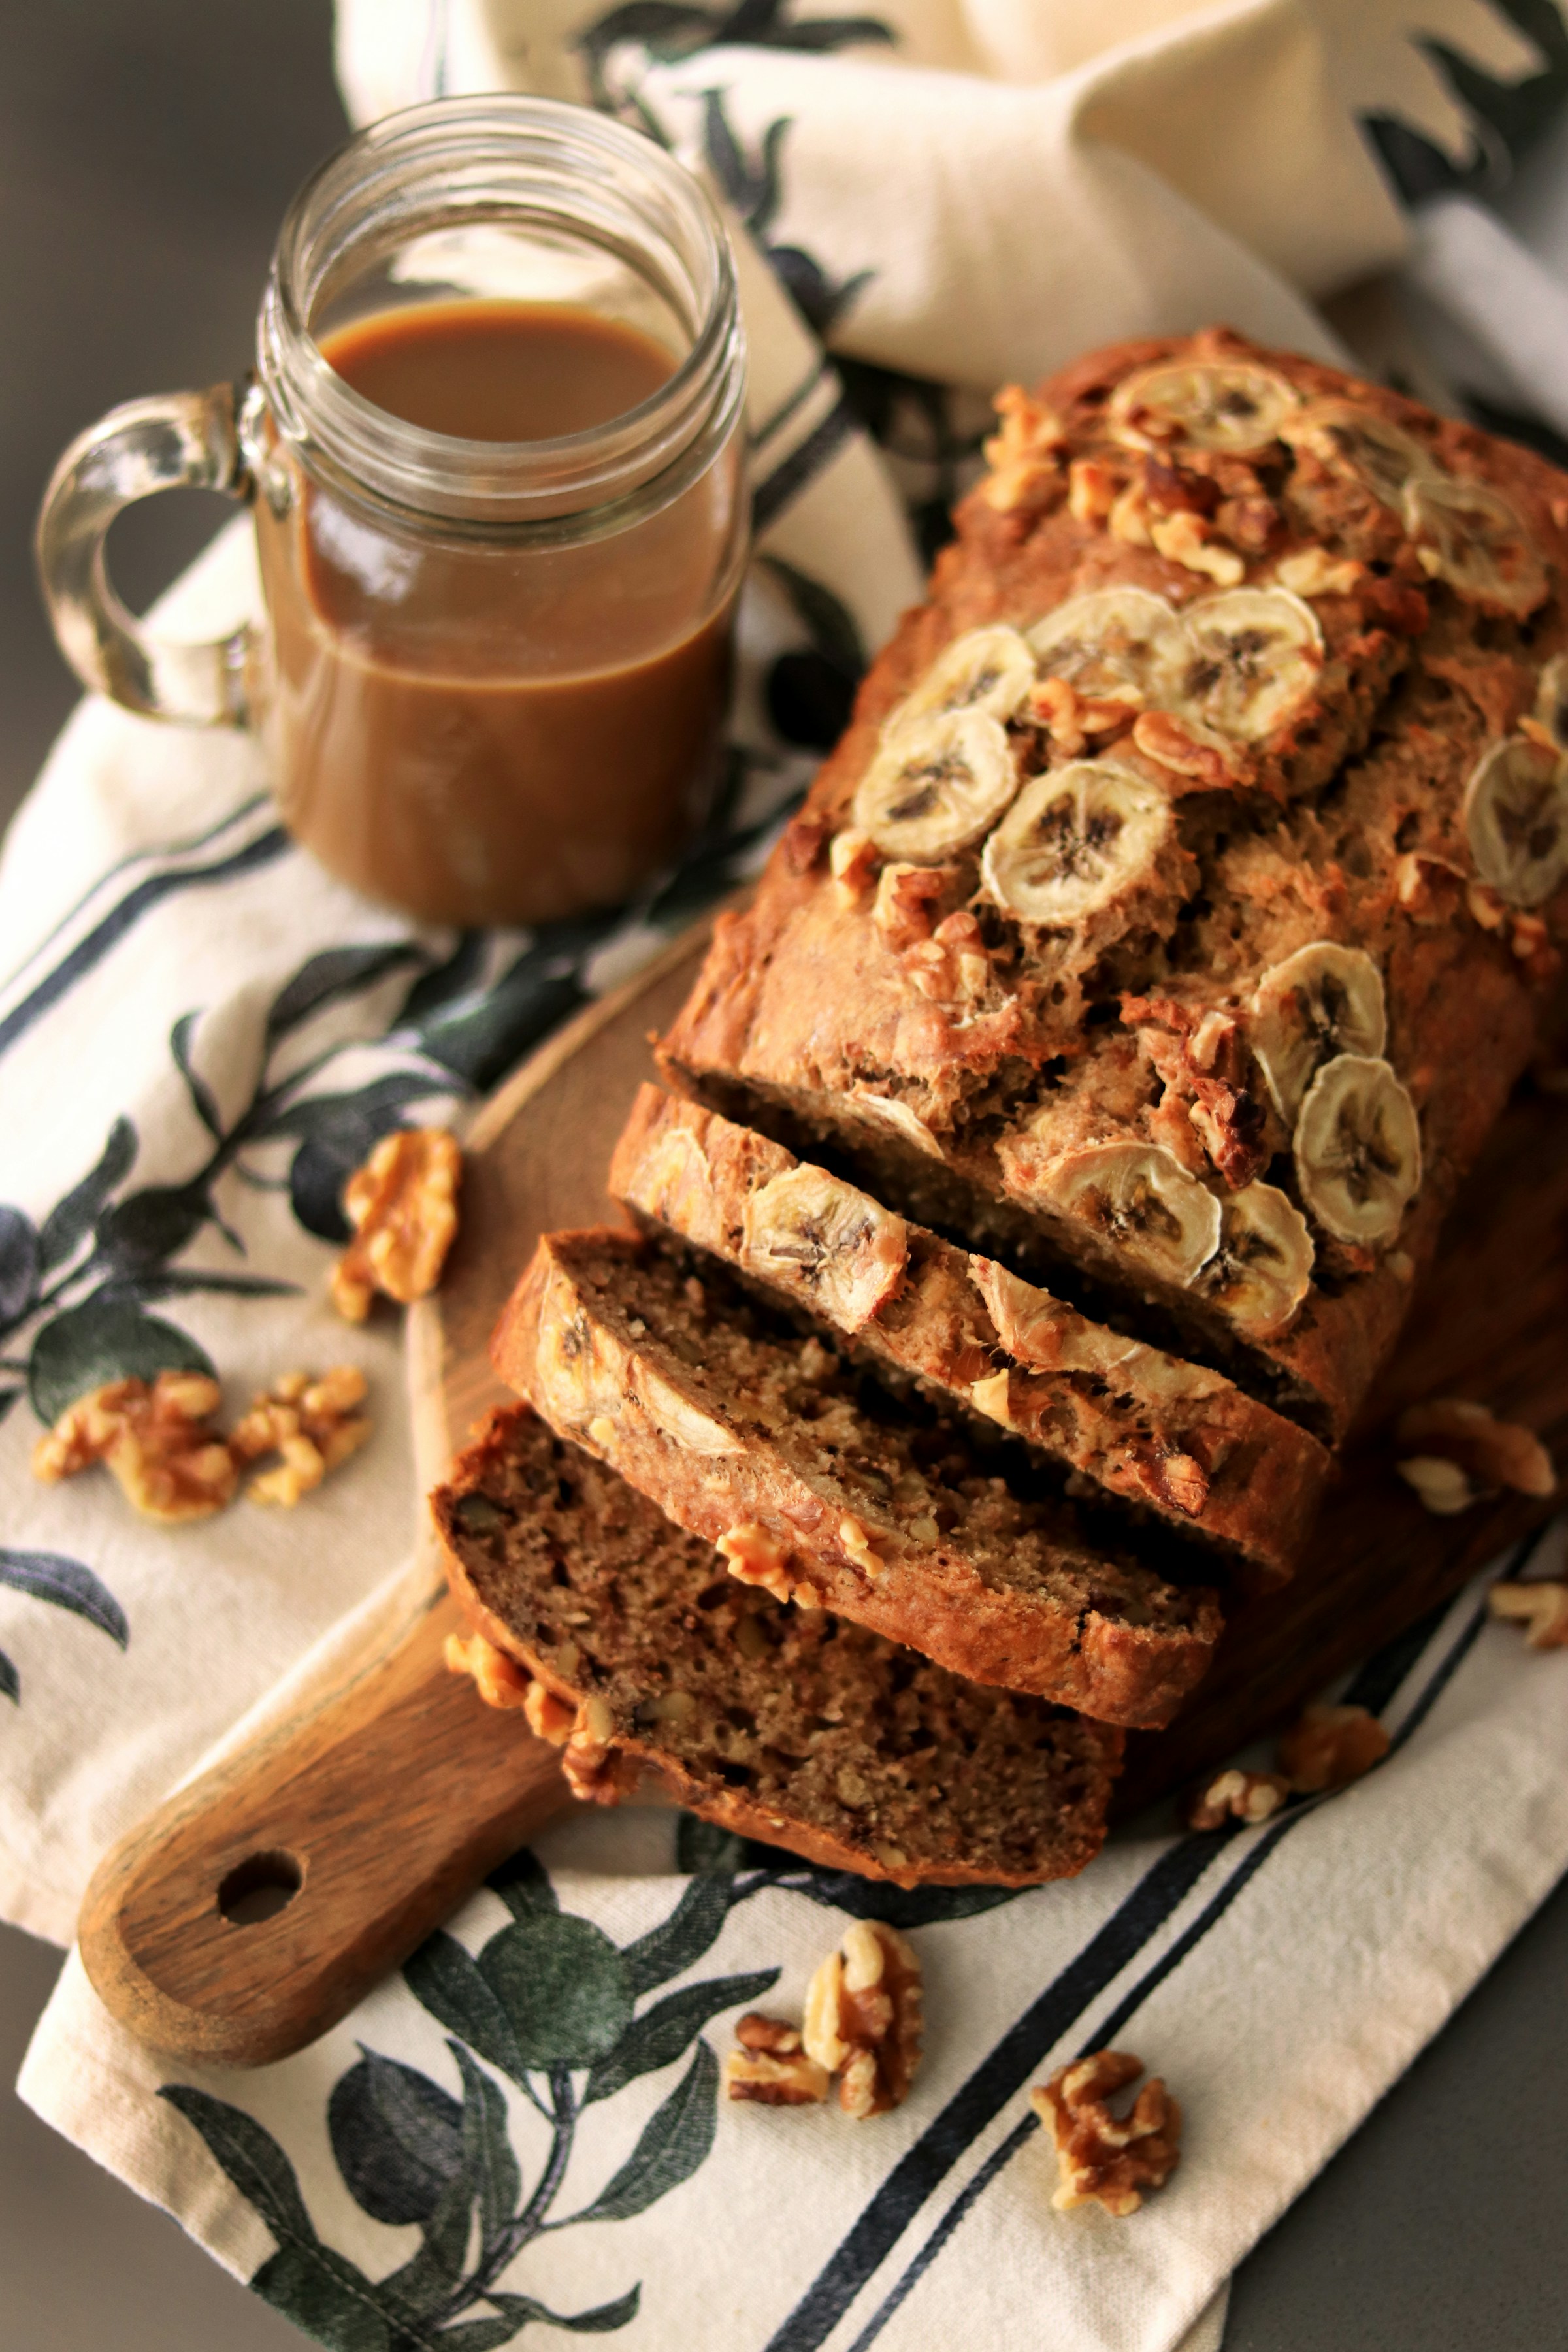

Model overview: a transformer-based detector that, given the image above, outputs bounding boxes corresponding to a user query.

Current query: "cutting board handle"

[77,1579,569,2068]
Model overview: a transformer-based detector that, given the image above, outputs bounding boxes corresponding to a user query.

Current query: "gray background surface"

[0,5,1565,2345]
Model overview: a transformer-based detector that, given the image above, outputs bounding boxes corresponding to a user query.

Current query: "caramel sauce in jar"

[255,298,742,925]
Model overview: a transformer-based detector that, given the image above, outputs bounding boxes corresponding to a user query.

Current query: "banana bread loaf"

[660,329,1568,1438]
[610,1081,1328,1582]
[491,1227,1222,1727]
[434,1403,1123,1888]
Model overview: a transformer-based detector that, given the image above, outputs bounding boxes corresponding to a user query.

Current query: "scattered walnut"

[444,1628,532,1710]
[231,1365,371,1505]
[1149,508,1245,586]
[725,2014,832,2106]
[331,1127,461,1321]
[1032,2050,1181,2217]
[1108,483,1152,547]
[1277,1703,1390,1793]
[1396,1397,1555,1513]
[981,385,1066,513]
[1275,547,1365,598]
[803,1919,923,2118]
[1183,1766,1291,1831]
[32,1371,238,1525]
[1488,1579,1568,1648]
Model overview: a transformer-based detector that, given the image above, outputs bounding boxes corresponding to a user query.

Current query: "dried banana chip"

[981,760,1171,926]
[1193,1180,1315,1337]
[846,1088,945,1160]
[886,625,1037,738]
[1294,1054,1421,1248]
[1166,588,1323,742]
[1464,734,1568,906]
[1026,587,1183,706]
[1037,1141,1222,1287]
[1249,941,1386,1124]
[1402,475,1548,615]
[1280,400,1437,510]
[852,710,1019,862]
[1534,653,1568,754]
[1109,360,1301,454]
[742,1166,909,1334]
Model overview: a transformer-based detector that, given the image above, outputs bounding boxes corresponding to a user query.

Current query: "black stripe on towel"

[0,824,289,1062]
[838,1565,1514,2352]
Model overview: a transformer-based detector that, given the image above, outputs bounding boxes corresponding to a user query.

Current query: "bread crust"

[434,1405,1122,1889]
[491,1228,1222,1727]
[610,1082,1328,1581]
[660,327,1568,1439]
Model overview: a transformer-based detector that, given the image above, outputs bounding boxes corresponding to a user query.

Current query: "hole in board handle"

[218,1849,304,1925]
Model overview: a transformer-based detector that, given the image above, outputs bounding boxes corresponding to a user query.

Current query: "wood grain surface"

[76,909,1568,2064]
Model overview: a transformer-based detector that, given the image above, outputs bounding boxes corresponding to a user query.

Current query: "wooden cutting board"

[76,914,1568,2065]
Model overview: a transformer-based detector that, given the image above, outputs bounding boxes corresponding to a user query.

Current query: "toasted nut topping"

[1184,1766,1291,1831]
[331,1127,461,1321]
[444,1629,532,1711]
[231,1365,371,1506]
[1488,1580,1568,1648]
[33,1371,237,1525]
[838,1514,885,1578]
[1274,547,1365,597]
[1149,507,1245,586]
[1032,2049,1181,2216]
[1396,1398,1556,1508]
[803,1920,923,2118]
[872,860,951,951]
[1277,1703,1390,1793]
[830,826,880,907]
[981,385,1066,512]
[561,1693,636,1804]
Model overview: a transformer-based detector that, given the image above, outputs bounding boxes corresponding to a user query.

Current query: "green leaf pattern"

[159,1861,798,2349]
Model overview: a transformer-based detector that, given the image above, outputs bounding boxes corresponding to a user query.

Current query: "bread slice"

[433,1404,1123,1889]
[491,1228,1222,1727]
[658,329,1568,1440]
[610,1083,1328,1584]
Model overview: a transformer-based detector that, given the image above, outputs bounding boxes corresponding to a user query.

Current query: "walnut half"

[802,1919,923,2119]
[231,1366,371,1505]
[32,1371,237,1524]
[331,1127,462,1322]
[1032,2050,1181,2217]
[1488,1579,1568,1648]
[1277,1702,1390,1793]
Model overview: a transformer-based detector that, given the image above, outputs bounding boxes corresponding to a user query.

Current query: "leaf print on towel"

[577,0,895,113]
[0,1547,128,1705]
[698,88,874,337]
[159,1858,775,2349]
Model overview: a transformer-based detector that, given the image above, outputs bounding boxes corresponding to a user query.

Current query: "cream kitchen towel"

[7,5,1568,2349]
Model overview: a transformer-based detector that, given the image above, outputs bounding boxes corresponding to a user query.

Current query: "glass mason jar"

[37,97,749,926]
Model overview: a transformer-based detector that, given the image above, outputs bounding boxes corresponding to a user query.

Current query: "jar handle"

[35,380,256,727]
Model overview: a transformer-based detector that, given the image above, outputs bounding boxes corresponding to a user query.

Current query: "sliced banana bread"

[490,1228,1222,1727]
[433,1404,1123,1889]
[659,329,1568,1439]
[610,1083,1328,1582]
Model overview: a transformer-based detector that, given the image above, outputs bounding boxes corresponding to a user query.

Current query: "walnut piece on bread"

[802,1919,923,2119]
[1032,2050,1181,2216]
[33,1371,237,1524]
[331,1126,461,1321]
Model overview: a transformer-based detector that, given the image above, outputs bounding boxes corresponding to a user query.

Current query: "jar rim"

[256,94,744,534]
